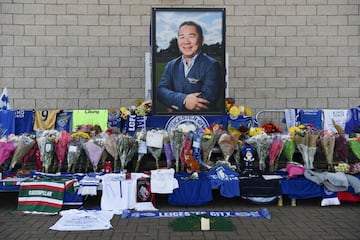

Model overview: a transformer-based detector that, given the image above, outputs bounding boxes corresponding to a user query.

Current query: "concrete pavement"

[0,191,359,240]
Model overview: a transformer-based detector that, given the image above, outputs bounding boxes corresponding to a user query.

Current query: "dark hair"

[178,21,204,42]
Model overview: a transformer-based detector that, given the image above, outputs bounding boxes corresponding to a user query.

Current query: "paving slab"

[1,191,359,240]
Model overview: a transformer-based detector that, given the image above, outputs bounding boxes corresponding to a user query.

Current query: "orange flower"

[261,122,282,133]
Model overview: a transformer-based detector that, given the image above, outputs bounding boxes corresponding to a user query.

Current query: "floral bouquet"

[307,131,319,169]
[348,138,360,160]
[67,137,82,173]
[10,134,36,170]
[103,133,118,170]
[268,134,285,172]
[117,133,138,173]
[55,130,71,171]
[180,132,193,171]
[282,137,296,163]
[292,125,319,169]
[261,122,282,134]
[36,130,59,173]
[294,130,309,168]
[75,124,102,138]
[334,134,349,162]
[246,131,272,171]
[163,131,174,169]
[170,128,183,172]
[22,142,38,168]
[217,132,238,168]
[134,129,147,172]
[201,124,224,166]
[320,133,336,171]
[0,135,17,167]
[232,138,243,171]
[84,137,105,172]
[146,129,164,169]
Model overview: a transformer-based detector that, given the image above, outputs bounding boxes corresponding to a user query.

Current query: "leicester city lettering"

[121,209,271,219]
[127,115,146,135]
[128,115,137,132]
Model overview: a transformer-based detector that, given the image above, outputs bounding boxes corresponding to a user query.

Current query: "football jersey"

[55,111,72,132]
[15,110,34,135]
[100,173,129,211]
[33,109,60,130]
[108,109,123,132]
[0,110,15,136]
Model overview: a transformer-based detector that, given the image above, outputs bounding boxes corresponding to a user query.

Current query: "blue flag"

[0,87,10,110]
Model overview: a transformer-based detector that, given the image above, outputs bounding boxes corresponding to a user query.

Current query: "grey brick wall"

[0,0,359,114]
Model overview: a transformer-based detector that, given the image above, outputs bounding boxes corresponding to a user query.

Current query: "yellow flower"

[212,124,221,132]
[288,125,308,139]
[133,99,144,107]
[109,109,117,114]
[244,107,252,116]
[120,107,129,120]
[204,128,212,135]
[249,127,264,136]
[228,126,240,137]
[71,131,90,140]
[229,105,241,117]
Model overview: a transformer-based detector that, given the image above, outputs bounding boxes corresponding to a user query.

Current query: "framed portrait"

[151,8,226,116]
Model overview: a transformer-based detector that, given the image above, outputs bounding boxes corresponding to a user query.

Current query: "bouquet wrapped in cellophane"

[67,131,90,173]
[146,129,164,169]
[134,129,147,172]
[246,131,272,171]
[55,130,71,171]
[0,135,17,168]
[320,132,335,171]
[170,128,183,172]
[36,130,60,173]
[201,124,224,167]
[116,133,138,173]
[268,134,285,172]
[163,131,174,169]
[84,135,105,172]
[217,132,238,169]
[103,133,118,171]
[10,134,36,170]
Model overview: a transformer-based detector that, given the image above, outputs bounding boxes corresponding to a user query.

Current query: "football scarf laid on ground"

[121,208,271,220]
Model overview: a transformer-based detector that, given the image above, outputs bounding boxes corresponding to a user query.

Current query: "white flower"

[177,123,196,133]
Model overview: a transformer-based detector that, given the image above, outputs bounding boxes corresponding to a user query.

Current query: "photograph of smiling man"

[152,8,226,115]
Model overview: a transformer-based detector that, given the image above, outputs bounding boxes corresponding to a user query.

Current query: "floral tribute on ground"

[1,99,360,178]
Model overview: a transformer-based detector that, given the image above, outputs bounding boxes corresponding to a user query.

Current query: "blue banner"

[125,115,228,136]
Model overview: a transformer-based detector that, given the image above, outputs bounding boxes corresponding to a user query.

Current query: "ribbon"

[121,208,271,220]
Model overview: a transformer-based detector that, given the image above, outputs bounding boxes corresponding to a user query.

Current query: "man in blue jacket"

[156,21,223,113]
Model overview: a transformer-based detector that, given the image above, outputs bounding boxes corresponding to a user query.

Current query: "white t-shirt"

[100,173,128,211]
[99,173,151,211]
[150,168,179,194]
